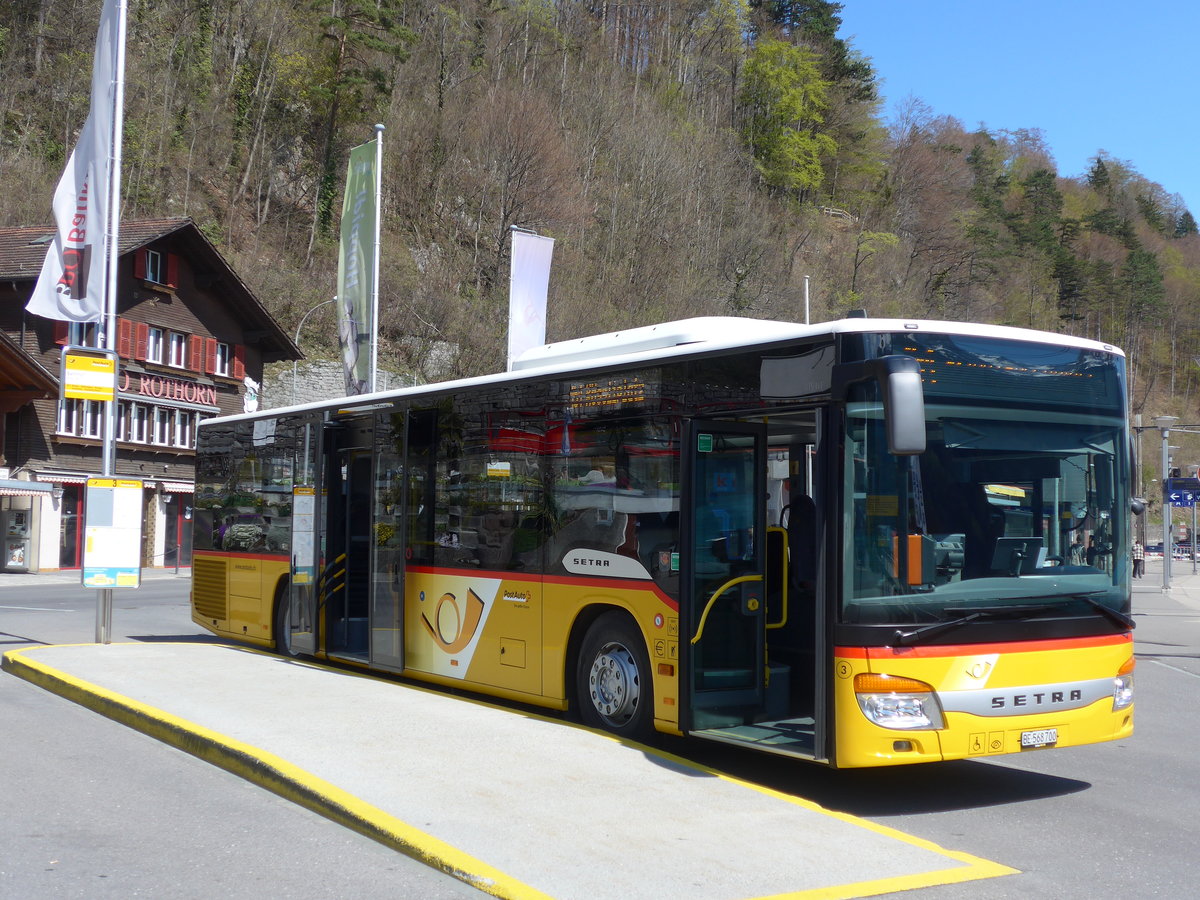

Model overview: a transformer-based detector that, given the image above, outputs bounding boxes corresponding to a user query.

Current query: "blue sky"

[837,2,1200,216]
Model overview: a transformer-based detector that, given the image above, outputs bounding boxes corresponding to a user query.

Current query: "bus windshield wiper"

[1015,591,1135,631]
[1073,593,1135,630]
[893,603,1061,646]
[892,593,1134,646]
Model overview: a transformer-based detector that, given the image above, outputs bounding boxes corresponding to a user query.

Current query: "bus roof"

[209,315,1125,425]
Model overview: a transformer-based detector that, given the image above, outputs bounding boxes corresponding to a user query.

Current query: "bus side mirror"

[882,358,926,456]
[832,354,927,456]
[1131,498,1146,515]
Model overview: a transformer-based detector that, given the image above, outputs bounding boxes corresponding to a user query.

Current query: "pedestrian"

[1132,539,1145,578]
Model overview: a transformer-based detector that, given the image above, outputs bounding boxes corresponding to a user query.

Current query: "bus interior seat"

[786,491,817,595]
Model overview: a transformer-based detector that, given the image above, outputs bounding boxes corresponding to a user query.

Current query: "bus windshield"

[841,334,1128,627]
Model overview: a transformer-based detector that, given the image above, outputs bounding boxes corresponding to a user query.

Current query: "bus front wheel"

[576,612,652,741]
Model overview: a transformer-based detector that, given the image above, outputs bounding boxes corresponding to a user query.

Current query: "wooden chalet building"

[0,217,300,574]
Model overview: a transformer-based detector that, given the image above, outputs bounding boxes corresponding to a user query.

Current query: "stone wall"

[261,359,418,410]
[261,341,459,411]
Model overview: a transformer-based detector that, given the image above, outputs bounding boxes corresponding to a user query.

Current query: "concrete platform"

[2,642,1015,899]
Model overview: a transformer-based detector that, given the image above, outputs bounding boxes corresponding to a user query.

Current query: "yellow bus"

[191,316,1136,767]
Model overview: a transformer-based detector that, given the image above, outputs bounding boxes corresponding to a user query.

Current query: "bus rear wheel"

[576,612,652,741]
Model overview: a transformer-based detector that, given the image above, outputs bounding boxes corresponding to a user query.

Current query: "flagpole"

[97,0,127,645]
[369,123,383,393]
[101,0,127,479]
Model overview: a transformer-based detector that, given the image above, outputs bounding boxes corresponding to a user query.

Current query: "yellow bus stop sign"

[63,350,117,401]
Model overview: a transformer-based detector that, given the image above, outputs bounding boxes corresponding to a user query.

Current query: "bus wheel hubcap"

[588,641,640,726]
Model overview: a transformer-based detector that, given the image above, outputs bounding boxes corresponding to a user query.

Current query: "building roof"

[0,218,301,362]
[0,329,57,413]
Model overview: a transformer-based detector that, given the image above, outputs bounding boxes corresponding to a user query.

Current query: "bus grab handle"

[690,574,764,645]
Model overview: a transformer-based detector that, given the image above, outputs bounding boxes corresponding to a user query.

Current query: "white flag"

[507,231,554,370]
[26,0,121,323]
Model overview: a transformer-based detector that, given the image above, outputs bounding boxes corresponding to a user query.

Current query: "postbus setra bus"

[190,315,1135,767]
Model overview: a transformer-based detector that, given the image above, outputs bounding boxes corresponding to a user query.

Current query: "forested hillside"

[3,0,1199,435]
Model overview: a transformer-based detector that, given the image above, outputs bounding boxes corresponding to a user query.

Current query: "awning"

[35,473,89,484]
[0,479,53,497]
[160,481,195,493]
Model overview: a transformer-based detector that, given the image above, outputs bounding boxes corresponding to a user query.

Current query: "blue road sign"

[1166,478,1199,507]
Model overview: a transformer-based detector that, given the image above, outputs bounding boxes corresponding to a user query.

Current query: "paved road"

[665,559,1200,898]
[0,573,480,900]
[4,566,1197,898]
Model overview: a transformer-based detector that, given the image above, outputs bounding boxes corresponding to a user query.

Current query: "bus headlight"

[1113,658,1135,711]
[854,673,945,730]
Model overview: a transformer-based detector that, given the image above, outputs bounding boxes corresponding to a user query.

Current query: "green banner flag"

[337,139,377,395]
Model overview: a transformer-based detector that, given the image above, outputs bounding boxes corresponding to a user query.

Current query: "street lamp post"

[1192,467,1199,576]
[292,298,337,406]
[1155,416,1179,592]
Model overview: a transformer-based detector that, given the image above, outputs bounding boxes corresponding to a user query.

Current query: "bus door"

[685,421,768,732]
[369,408,406,674]
[322,414,374,660]
[282,418,321,656]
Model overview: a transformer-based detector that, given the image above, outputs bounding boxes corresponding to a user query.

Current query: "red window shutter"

[117,318,133,358]
[53,320,70,345]
[205,338,218,374]
[166,253,179,288]
[134,322,149,361]
[188,335,204,372]
[134,249,146,280]
[232,344,246,380]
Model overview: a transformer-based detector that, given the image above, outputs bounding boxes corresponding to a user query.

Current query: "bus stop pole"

[1157,416,1178,593]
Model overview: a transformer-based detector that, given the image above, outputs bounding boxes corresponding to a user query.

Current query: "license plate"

[1020,728,1058,749]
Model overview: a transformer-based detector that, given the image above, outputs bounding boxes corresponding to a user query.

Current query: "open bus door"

[685,417,824,758]
[685,421,769,733]
[321,414,374,661]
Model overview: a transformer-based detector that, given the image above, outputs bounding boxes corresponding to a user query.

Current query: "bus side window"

[404,409,439,566]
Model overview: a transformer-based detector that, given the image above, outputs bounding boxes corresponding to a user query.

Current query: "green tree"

[738,39,837,196]
[1085,206,1138,248]
[756,1,877,103]
[1175,210,1198,238]
[309,0,416,252]
[965,134,1012,221]
[1014,168,1062,252]
[1086,156,1111,196]
[1137,193,1169,235]
[1123,247,1165,316]
[1053,247,1087,321]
